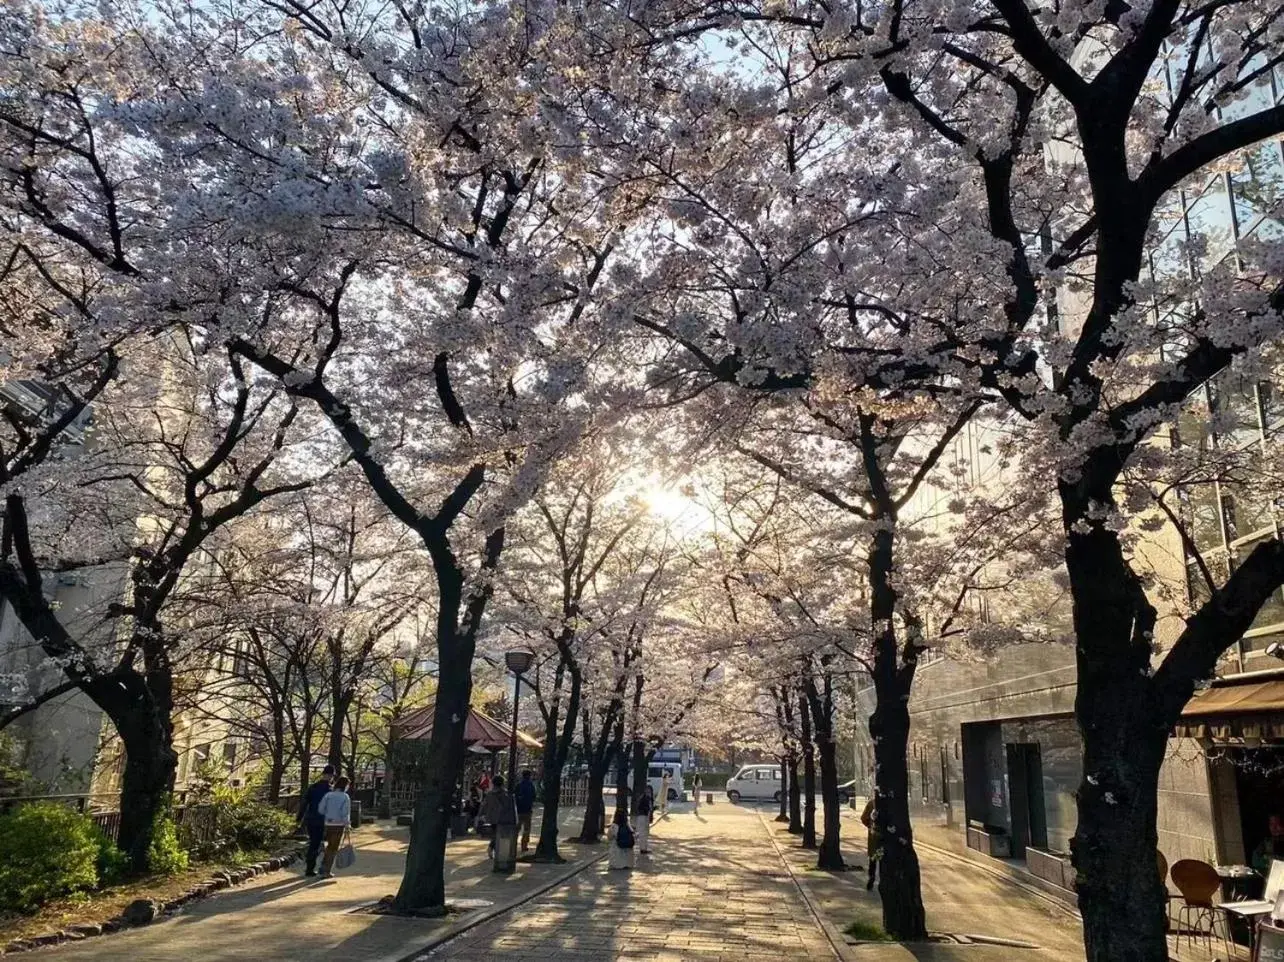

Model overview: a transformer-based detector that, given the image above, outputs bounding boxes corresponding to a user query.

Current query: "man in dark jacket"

[515,770,537,852]
[300,765,336,876]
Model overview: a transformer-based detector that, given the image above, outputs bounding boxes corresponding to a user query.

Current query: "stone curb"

[396,848,610,962]
[0,850,302,956]
[754,811,849,962]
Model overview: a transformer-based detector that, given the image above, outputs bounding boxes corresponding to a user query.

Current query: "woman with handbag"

[317,776,353,878]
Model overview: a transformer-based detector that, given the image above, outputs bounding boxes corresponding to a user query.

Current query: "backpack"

[616,821,635,849]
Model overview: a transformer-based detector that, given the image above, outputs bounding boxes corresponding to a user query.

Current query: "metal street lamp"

[504,649,534,788]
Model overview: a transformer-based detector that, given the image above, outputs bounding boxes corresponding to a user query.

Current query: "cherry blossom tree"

[494,446,656,861]
[110,0,645,909]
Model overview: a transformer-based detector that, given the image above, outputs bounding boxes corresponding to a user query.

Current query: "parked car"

[725,764,782,803]
[620,763,684,801]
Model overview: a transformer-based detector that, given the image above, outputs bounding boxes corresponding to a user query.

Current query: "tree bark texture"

[112,679,179,872]
[393,622,473,912]
[788,752,802,834]
[805,671,844,870]
[534,663,580,863]
[1064,504,1171,962]
[867,524,927,940]
[800,692,817,850]
[776,754,789,822]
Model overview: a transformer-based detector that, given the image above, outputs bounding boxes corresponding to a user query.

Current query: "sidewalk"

[907,811,1235,962]
[422,801,836,961]
[763,804,1085,961]
[28,809,605,962]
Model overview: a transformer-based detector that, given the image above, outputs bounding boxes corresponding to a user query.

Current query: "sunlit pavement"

[422,801,837,962]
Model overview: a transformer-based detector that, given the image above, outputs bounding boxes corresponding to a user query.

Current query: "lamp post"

[504,649,534,788]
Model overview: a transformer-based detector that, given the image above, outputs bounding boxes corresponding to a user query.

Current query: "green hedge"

[0,802,102,912]
[687,773,730,791]
[180,797,296,859]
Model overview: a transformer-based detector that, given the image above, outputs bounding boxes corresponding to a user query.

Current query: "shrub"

[0,802,101,912]
[146,814,189,875]
[96,833,130,885]
[223,800,295,852]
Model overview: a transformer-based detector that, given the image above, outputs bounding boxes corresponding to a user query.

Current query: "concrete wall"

[864,640,1224,869]
[0,564,127,792]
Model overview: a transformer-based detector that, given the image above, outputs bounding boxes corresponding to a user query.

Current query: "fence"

[559,775,590,806]
[1,792,234,848]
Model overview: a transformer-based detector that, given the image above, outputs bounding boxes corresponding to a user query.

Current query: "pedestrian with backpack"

[607,810,635,870]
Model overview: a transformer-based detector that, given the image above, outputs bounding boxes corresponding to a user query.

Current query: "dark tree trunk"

[631,739,650,801]
[613,734,631,820]
[1063,502,1170,962]
[267,743,285,805]
[111,674,178,873]
[867,525,927,940]
[534,665,580,863]
[393,626,472,912]
[806,672,845,870]
[327,687,353,773]
[580,764,607,842]
[266,710,286,804]
[788,752,802,834]
[579,710,621,842]
[776,754,789,822]
[800,692,817,850]
[535,745,564,861]
[297,726,312,811]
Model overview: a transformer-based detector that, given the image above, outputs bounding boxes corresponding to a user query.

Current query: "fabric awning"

[1173,678,1284,740]
[1182,680,1284,717]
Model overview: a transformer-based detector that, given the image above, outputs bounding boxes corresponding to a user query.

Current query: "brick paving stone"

[424,805,837,962]
[24,809,600,962]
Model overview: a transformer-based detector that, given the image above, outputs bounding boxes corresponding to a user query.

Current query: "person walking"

[514,769,537,853]
[607,810,635,871]
[299,765,335,877]
[691,772,703,815]
[660,770,671,817]
[861,796,882,891]
[317,775,352,878]
[482,775,517,859]
[633,785,654,855]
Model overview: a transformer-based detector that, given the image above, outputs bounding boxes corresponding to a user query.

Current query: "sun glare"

[640,479,715,535]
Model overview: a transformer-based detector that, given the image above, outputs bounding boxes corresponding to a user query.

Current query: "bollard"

[707,792,714,805]
[492,823,518,873]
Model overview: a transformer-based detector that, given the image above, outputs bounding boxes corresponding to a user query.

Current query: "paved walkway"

[23,796,1121,962]
[418,802,837,962]
[28,810,603,962]
[769,804,1085,961]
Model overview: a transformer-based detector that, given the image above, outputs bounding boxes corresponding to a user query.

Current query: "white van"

[725,764,782,803]
[622,762,685,801]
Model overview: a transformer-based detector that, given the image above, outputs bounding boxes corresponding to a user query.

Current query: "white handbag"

[335,830,356,870]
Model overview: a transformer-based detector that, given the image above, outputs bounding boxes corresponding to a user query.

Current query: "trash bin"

[492,823,518,873]
[350,800,362,829]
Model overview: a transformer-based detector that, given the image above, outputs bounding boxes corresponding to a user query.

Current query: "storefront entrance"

[1006,742,1049,858]
[1232,747,1284,876]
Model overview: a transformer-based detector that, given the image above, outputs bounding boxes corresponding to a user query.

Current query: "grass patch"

[844,919,896,942]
